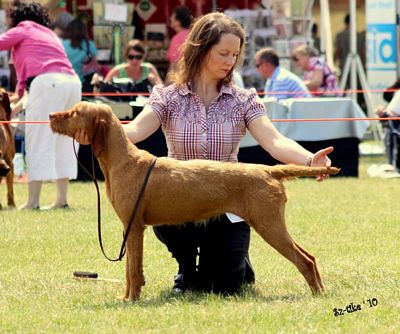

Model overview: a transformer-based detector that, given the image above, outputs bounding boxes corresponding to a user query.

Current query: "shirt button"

[202,133,206,137]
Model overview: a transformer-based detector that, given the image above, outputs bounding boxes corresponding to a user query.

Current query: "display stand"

[339,0,382,140]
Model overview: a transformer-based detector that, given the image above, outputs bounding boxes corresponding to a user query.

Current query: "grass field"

[1,155,399,333]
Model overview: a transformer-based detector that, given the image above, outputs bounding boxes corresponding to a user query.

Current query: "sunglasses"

[127,54,143,60]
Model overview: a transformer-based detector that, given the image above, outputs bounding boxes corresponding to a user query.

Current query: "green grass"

[1,155,399,333]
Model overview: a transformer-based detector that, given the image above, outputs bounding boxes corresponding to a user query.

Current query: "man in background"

[255,47,311,100]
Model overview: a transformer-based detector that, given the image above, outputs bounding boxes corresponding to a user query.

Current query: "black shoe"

[244,254,255,284]
[172,273,187,294]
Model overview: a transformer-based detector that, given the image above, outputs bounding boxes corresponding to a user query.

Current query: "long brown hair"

[168,12,245,86]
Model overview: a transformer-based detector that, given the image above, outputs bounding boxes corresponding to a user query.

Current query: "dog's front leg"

[124,252,131,300]
[125,223,145,301]
[6,164,15,207]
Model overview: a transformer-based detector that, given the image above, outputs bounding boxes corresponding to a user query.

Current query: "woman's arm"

[148,63,163,86]
[104,66,120,82]
[304,69,324,91]
[248,116,333,181]
[123,106,161,144]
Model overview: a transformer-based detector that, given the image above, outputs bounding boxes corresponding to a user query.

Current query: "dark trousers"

[153,215,255,294]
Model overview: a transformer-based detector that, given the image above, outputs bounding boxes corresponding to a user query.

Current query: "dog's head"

[0,89,12,121]
[49,101,113,157]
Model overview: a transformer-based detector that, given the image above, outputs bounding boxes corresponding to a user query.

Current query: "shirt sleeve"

[0,26,25,50]
[387,91,400,115]
[146,84,167,122]
[89,40,97,56]
[244,88,267,126]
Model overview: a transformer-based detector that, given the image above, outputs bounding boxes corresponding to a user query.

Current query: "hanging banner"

[136,0,157,22]
[366,0,397,106]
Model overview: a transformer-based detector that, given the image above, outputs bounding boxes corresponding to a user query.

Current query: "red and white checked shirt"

[148,83,267,162]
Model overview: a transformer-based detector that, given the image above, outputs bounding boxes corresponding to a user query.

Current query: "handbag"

[82,40,100,77]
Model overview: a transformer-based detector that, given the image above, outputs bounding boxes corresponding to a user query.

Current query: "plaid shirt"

[148,83,266,162]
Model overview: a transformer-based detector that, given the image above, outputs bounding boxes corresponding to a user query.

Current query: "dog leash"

[73,141,157,262]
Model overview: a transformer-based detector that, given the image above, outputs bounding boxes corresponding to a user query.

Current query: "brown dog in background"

[49,101,340,301]
[0,89,15,209]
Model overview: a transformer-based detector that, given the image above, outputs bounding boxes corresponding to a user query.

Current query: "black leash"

[73,141,157,261]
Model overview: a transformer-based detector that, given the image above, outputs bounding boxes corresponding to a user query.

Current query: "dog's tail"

[268,164,340,179]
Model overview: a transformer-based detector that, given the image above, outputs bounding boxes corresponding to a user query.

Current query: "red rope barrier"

[3,117,400,125]
[6,87,400,97]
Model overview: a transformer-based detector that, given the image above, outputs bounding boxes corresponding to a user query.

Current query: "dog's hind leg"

[250,208,323,294]
[292,240,324,291]
[125,223,146,301]
[6,164,15,207]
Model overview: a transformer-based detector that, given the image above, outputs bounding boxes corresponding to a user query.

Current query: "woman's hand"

[74,129,90,145]
[375,105,387,118]
[310,146,334,182]
[9,94,19,104]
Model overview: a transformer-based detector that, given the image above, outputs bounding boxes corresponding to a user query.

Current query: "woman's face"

[127,49,144,68]
[203,33,241,81]
[293,53,309,70]
[170,13,180,32]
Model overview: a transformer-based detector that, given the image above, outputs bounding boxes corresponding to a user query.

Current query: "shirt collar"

[271,66,281,80]
[178,82,234,96]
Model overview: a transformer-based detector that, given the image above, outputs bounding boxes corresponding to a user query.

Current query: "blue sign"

[367,23,397,71]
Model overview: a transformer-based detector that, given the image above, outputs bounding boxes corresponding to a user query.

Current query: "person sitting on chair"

[97,39,163,102]
[292,44,339,96]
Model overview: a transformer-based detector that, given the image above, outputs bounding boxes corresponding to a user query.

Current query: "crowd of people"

[1,1,379,296]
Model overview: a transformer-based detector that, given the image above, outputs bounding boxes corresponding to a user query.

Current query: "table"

[238,98,370,177]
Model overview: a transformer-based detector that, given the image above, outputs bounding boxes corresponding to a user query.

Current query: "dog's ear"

[0,92,12,121]
[91,117,108,157]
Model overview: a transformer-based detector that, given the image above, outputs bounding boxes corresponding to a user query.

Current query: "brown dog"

[0,90,15,209]
[49,101,340,301]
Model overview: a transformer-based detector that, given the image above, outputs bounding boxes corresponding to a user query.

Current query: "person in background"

[45,0,73,38]
[1,0,81,210]
[333,14,367,111]
[62,18,98,92]
[166,6,193,75]
[311,23,321,54]
[255,47,311,100]
[102,39,162,93]
[292,44,339,96]
[77,12,334,295]
[334,14,366,81]
[376,92,400,170]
